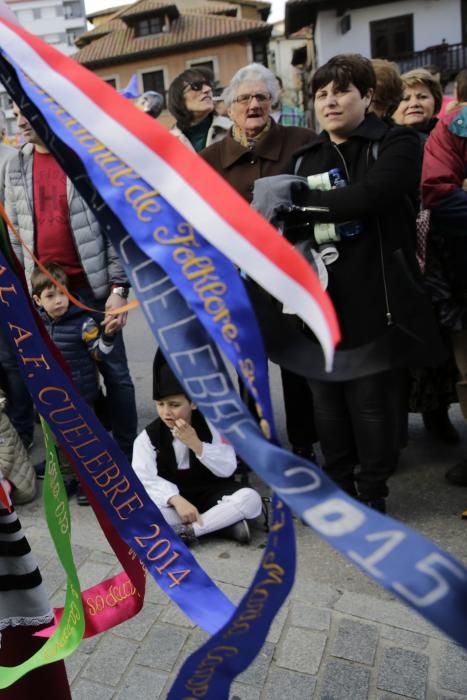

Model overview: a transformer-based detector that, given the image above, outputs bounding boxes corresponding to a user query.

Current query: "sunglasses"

[183,80,214,93]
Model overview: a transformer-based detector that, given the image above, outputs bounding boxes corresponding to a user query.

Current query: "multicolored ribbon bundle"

[1,13,467,699]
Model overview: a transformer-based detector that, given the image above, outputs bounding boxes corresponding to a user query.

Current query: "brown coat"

[200,120,316,202]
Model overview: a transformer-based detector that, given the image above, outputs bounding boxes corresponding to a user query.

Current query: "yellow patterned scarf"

[232,118,271,148]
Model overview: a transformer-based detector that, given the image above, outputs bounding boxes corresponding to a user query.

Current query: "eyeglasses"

[183,80,213,93]
[233,93,271,105]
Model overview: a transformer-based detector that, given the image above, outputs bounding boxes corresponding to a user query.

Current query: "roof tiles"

[74,9,269,65]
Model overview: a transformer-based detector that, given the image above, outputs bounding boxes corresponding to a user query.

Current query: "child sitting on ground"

[132,349,262,544]
[31,262,119,505]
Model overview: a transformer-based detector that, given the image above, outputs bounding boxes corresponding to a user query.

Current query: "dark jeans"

[0,329,34,441]
[309,370,401,500]
[281,367,317,449]
[78,290,137,460]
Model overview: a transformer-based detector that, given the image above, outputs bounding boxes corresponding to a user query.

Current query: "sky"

[84,0,287,23]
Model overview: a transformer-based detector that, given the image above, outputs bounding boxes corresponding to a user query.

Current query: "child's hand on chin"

[172,419,203,456]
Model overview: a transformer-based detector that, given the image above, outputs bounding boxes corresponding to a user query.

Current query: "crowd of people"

[0,50,466,697]
[0,53,466,529]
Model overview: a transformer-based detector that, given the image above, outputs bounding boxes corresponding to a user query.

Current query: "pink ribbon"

[36,469,146,638]
[37,570,143,638]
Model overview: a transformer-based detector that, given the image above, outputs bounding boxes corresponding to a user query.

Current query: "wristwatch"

[111,285,130,299]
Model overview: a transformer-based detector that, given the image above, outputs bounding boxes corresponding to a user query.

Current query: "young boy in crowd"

[31,262,119,504]
[132,349,262,544]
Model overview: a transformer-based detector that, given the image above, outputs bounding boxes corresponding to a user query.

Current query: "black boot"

[292,446,317,463]
[172,523,198,546]
[359,497,386,514]
[422,407,460,444]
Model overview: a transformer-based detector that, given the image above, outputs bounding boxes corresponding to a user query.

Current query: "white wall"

[270,21,313,107]
[315,0,461,65]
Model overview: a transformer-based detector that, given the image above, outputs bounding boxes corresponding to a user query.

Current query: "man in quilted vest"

[4,105,137,460]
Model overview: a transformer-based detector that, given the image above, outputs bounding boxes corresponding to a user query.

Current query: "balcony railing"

[391,42,467,80]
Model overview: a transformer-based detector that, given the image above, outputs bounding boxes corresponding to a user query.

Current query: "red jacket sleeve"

[422,114,467,223]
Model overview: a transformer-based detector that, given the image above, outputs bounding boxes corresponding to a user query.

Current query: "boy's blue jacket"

[37,303,110,404]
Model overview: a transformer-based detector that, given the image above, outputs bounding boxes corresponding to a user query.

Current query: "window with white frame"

[64,2,83,19]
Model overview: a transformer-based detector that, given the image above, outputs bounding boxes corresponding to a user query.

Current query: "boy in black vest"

[31,262,119,504]
[132,349,262,544]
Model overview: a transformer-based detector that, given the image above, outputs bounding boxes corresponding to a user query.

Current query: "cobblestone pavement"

[15,308,467,699]
[16,460,467,700]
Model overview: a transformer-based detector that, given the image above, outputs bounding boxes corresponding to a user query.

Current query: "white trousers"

[159,487,262,537]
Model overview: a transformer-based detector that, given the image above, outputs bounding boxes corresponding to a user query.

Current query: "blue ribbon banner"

[11,66,276,441]
[168,495,295,700]
[0,54,298,694]
[2,54,467,698]
[0,253,235,635]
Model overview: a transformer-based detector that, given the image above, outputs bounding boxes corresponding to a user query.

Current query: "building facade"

[1,0,87,138]
[269,20,313,102]
[314,0,462,67]
[286,0,466,78]
[74,0,272,127]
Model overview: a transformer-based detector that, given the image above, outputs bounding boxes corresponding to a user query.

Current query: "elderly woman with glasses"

[201,62,314,201]
[201,62,319,464]
[168,67,231,152]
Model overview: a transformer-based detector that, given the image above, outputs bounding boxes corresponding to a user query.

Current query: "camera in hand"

[275,203,329,244]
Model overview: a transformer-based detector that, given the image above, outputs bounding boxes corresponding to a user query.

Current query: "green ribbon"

[0,419,85,688]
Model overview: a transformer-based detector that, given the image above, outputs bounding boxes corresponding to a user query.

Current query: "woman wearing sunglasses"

[168,67,231,152]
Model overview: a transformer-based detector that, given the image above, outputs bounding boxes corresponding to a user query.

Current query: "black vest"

[145,412,233,496]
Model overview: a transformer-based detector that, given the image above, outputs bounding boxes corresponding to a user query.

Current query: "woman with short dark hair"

[168,67,230,152]
[284,54,443,512]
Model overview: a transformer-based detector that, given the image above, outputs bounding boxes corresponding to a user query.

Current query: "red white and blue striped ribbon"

[0,12,339,370]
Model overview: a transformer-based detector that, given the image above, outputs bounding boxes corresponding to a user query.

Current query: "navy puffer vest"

[39,305,99,404]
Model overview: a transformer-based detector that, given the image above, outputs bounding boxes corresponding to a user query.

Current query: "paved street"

[16,306,467,699]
